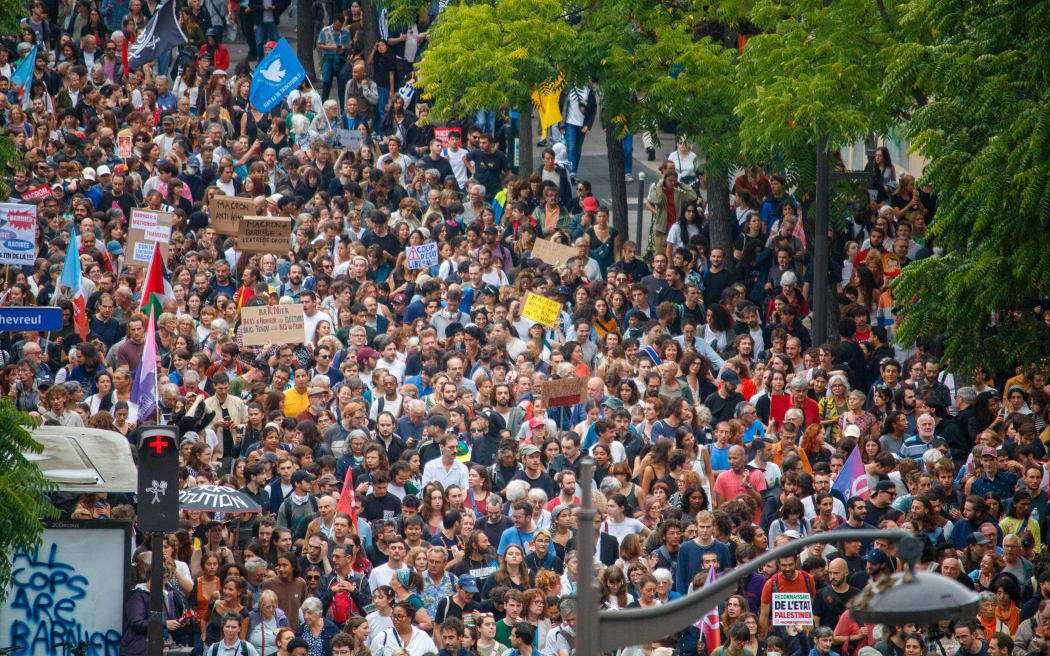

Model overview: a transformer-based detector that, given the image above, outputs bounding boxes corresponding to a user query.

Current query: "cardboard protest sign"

[532,238,578,267]
[0,203,38,266]
[405,243,439,270]
[239,303,307,345]
[541,377,588,408]
[210,195,255,234]
[127,209,174,264]
[522,292,562,327]
[771,592,813,626]
[118,135,133,158]
[236,216,292,253]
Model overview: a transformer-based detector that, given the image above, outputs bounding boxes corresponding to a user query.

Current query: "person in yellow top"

[283,367,311,417]
[1000,490,1041,555]
[770,418,813,475]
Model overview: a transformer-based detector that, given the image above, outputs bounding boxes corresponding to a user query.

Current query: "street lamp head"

[848,535,979,625]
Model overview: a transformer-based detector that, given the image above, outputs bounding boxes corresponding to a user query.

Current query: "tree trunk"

[707,161,734,266]
[518,103,533,177]
[360,0,380,75]
[296,0,317,80]
[605,121,629,239]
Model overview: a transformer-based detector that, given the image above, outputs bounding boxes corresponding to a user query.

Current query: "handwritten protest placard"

[522,292,562,327]
[531,238,578,267]
[337,129,364,152]
[541,377,588,408]
[0,203,38,266]
[405,243,439,269]
[210,195,255,234]
[127,209,174,264]
[237,216,292,253]
[239,303,307,345]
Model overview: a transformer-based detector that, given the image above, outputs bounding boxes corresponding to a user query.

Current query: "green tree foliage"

[0,400,58,603]
[889,0,1050,373]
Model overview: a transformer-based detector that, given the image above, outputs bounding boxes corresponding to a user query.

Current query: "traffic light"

[137,426,180,533]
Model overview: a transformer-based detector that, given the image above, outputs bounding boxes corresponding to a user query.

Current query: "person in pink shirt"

[713,445,766,523]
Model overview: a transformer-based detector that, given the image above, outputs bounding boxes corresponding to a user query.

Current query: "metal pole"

[813,134,830,345]
[635,172,645,249]
[594,529,915,651]
[575,457,600,656]
[147,531,166,656]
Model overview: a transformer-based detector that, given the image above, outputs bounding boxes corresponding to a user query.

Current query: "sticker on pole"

[771,592,813,626]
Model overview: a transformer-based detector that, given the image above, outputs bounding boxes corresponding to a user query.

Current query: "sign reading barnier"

[239,303,307,345]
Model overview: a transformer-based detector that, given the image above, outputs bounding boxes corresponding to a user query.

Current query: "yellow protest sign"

[522,292,562,328]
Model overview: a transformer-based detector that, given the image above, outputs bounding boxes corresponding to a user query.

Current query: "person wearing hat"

[276,469,319,536]
[433,573,482,625]
[705,369,747,424]
[864,480,897,527]
[970,445,1018,499]
[510,443,556,498]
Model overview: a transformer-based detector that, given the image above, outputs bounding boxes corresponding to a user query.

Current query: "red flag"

[694,567,720,652]
[121,38,129,79]
[336,465,358,528]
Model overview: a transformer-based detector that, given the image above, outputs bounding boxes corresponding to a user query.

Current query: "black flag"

[127,0,187,70]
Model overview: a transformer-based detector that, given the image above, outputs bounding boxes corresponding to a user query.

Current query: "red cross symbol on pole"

[148,434,167,455]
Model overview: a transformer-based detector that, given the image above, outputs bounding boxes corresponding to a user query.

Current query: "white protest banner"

[771,592,813,626]
[337,129,364,151]
[239,303,307,345]
[127,209,174,264]
[0,203,38,266]
[405,242,439,270]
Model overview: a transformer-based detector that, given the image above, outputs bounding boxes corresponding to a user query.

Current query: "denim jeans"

[622,130,633,175]
[475,109,496,135]
[255,21,278,59]
[376,86,390,129]
[565,123,585,175]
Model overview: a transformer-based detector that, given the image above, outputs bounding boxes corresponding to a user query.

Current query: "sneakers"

[537,139,549,147]
[625,173,634,182]
[647,147,656,161]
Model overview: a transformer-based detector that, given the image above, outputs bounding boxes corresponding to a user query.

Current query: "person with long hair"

[598,565,634,610]
[262,553,308,630]
[483,544,533,597]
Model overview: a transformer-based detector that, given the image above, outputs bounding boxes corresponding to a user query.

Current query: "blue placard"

[0,307,63,331]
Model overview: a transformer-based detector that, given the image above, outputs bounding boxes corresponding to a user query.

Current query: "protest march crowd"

[5,2,1050,656]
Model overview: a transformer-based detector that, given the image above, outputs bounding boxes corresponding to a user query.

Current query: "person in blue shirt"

[675,511,732,594]
[970,446,1019,499]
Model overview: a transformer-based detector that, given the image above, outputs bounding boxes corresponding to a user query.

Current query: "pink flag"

[831,445,869,500]
[693,566,721,653]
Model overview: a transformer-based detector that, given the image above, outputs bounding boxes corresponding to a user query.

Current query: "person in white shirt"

[367,537,408,591]
[602,494,648,546]
[478,249,509,287]
[374,336,406,382]
[301,291,333,344]
[422,433,470,489]
[377,136,415,186]
[442,132,472,190]
[370,601,437,656]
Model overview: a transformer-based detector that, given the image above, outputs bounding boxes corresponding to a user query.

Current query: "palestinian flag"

[140,242,174,319]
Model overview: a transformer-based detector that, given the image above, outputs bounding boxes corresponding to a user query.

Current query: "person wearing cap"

[970,445,1018,499]
[864,480,897,527]
[705,369,747,424]
[276,469,319,536]
[510,443,556,499]
[434,573,482,624]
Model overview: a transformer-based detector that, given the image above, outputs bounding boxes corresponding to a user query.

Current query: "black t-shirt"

[451,558,499,599]
[480,515,514,549]
[702,268,735,307]
[372,51,397,88]
[812,584,859,628]
[366,543,389,567]
[467,149,509,197]
[434,595,482,624]
[361,228,402,259]
[510,470,555,499]
[420,154,454,182]
[704,391,745,423]
[362,492,402,523]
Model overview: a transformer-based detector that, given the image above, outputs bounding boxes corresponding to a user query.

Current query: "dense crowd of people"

[8,3,1050,656]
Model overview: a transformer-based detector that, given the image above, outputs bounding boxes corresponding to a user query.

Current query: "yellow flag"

[531,76,564,134]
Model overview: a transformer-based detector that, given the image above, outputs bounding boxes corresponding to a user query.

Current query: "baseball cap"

[107,240,124,255]
[480,285,499,297]
[843,425,861,438]
[520,444,541,456]
[552,504,570,521]
[317,474,337,487]
[457,574,479,593]
[97,165,112,176]
[356,347,380,363]
[582,196,599,212]
[258,452,279,464]
[966,531,992,546]
[864,548,894,569]
[290,470,316,485]
[528,417,546,429]
[392,292,409,305]
[82,167,96,181]
[980,446,998,458]
[720,369,741,386]
[265,40,278,49]
[874,480,896,493]
[308,386,327,397]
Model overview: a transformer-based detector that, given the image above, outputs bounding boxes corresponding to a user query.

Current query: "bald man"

[814,558,860,630]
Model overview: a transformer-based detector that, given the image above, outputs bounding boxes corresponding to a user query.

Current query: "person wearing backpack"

[710,621,754,656]
[209,613,261,656]
[759,552,816,636]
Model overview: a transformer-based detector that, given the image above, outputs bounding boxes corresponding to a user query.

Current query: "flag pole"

[304,76,334,132]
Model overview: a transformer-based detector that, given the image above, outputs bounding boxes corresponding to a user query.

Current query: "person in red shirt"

[759,552,816,635]
[787,377,820,427]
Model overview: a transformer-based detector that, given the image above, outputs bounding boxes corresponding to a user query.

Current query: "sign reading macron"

[239,303,307,346]
[771,592,813,626]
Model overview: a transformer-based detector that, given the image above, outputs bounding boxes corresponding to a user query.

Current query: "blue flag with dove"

[250,38,307,113]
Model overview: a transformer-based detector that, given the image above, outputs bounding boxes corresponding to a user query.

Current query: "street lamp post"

[574,458,978,656]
